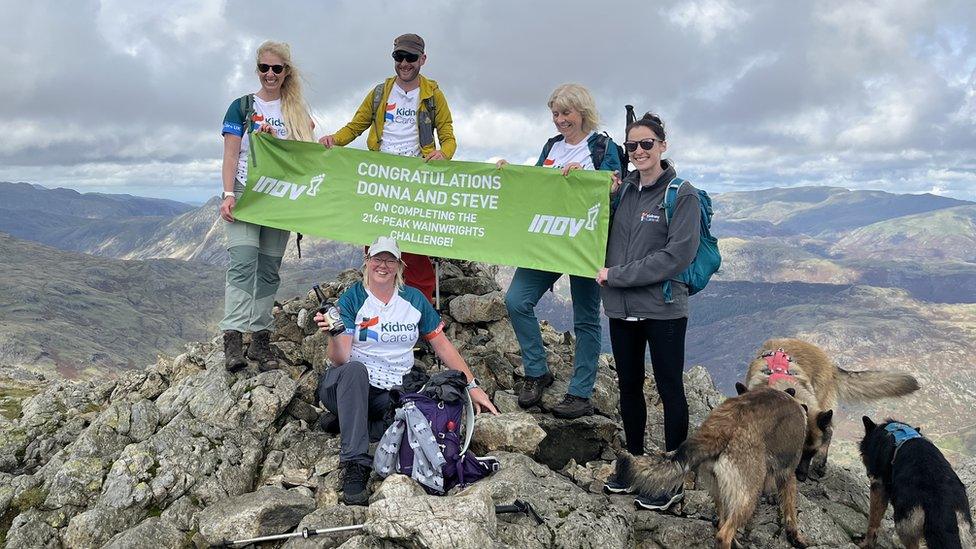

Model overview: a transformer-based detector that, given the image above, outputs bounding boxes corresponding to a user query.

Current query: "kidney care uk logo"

[358,316,380,341]
[385,102,418,124]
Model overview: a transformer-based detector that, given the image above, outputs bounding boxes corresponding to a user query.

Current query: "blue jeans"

[505,267,602,398]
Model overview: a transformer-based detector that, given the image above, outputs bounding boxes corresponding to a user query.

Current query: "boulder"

[363,491,497,547]
[471,412,546,455]
[197,486,316,544]
[448,291,507,324]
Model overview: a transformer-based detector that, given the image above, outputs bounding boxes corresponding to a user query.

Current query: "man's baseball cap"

[368,236,402,259]
[393,33,425,56]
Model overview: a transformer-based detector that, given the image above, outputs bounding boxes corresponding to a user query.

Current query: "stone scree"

[1,259,971,548]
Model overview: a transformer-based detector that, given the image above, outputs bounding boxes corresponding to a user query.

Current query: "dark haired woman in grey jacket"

[596,113,700,512]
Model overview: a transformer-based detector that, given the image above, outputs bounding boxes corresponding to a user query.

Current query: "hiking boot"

[603,475,636,495]
[342,462,372,506]
[518,371,554,409]
[634,485,684,511]
[551,394,594,419]
[247,329,279,371]
[223,330,247,372]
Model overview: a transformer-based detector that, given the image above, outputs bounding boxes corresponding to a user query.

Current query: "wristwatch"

[222,191,235,199]
[466,378,480,390]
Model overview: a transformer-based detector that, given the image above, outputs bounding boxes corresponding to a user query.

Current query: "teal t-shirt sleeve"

[336,285,363,335]
[402,287,443,338]
[222,98,245,137]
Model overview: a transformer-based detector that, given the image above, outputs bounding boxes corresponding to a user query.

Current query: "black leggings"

[609,317,689,454]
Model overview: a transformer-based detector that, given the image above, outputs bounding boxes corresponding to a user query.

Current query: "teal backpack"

[662,178,721,303]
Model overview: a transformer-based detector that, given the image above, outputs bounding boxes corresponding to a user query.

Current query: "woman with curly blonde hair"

[218,40,315,371]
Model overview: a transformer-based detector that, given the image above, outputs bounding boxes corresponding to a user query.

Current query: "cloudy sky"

[2,0,974,204]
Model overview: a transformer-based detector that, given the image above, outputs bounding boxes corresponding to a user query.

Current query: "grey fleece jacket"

[601,160,701,320]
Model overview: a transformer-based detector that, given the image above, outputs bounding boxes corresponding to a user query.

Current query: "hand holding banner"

[234,133,610,276]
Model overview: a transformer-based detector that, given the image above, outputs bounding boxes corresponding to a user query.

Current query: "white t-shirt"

[379,84,422,157]
[338,282,444,389]
[225,95,288,184]
[542,131,596,170]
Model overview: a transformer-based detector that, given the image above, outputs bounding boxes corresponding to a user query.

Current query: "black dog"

[858,416,974,549]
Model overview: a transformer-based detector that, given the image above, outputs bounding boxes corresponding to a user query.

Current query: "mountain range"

[2,181,975,459]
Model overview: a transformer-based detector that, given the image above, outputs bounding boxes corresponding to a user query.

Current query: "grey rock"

[449,291,508,324]
[363,491,497,547]
[535,414,618,470]
[197,486,316,544]
[283,506,368,548]
[471,412,546,455]
[103,516,186,549]
[369,474,426,503]
[440,276,500,297]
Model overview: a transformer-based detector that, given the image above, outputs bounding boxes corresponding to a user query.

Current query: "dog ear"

[817,410,833,431]
[785,388,796,397]
[861,415,876,434]
[735,382,748,395]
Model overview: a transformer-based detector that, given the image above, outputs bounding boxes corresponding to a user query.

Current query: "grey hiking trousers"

[219,185,290,332]
[317,361,392,466]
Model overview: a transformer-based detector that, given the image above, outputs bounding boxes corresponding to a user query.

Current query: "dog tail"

[615,437,721,496]
[836,367,919,402]
[922,505,971,549]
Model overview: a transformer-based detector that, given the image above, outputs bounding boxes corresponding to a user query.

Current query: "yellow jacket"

[333,75,456,158]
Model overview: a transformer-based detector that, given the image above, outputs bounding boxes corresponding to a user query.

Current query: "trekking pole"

[434,260,441,311]
[494,499,544,525]
[216,524,364,548]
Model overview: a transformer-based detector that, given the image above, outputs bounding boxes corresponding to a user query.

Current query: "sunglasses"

[392,50,420,63]
[624,139,662,152]
[257,63,285,74]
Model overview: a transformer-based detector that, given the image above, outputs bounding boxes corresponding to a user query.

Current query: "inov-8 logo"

[252,174,325,200]
[527,203,600,238]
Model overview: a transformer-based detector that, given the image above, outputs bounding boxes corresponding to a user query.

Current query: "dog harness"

[885,422,922,463]
[761,349,797,385]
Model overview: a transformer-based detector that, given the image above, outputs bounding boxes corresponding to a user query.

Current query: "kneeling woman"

[315,237,498,505]
[597,113,700,511]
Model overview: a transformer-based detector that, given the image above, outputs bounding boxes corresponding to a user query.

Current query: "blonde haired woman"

[219,40,314,371]
[496,83,622,419]
[314,237,497,504]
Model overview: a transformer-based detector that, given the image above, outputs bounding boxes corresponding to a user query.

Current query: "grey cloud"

[1,0,974,202]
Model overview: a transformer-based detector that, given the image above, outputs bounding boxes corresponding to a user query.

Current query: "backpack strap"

[538,135,564,166]
[590,133,609,170]
[662,178,686,224]
[661,177,685,304]
[369,82,386,123]
[238,94,256,134]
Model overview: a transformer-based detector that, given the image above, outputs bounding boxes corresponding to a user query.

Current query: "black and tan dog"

[616,387,810,549]
[742,338,919,479]
[858,416,974,549]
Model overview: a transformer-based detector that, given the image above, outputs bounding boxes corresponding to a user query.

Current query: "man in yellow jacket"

[320,33,454,301]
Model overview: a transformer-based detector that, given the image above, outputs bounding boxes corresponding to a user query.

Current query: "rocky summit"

[1,260,973,548]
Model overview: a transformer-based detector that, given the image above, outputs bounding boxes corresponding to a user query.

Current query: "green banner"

[234,133,611,277]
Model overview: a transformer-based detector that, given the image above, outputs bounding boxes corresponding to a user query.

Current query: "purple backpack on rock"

[374,371,499,494]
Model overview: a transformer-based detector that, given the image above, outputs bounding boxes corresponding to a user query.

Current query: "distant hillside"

[0,181,192,218]
[830,205,976,262]
[0,233,223,378]
[712,186,971,237]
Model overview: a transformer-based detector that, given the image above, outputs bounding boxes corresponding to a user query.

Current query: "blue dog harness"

[885,422,922,463]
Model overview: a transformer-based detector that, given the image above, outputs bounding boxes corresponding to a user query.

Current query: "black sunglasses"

[624,139,662,152]
[392,50,420,63]
[257,63,285,74]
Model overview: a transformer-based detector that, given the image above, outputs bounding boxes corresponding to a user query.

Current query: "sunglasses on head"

[257,63,285,74]
[392,50,420,63]
[624,139,662,152]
